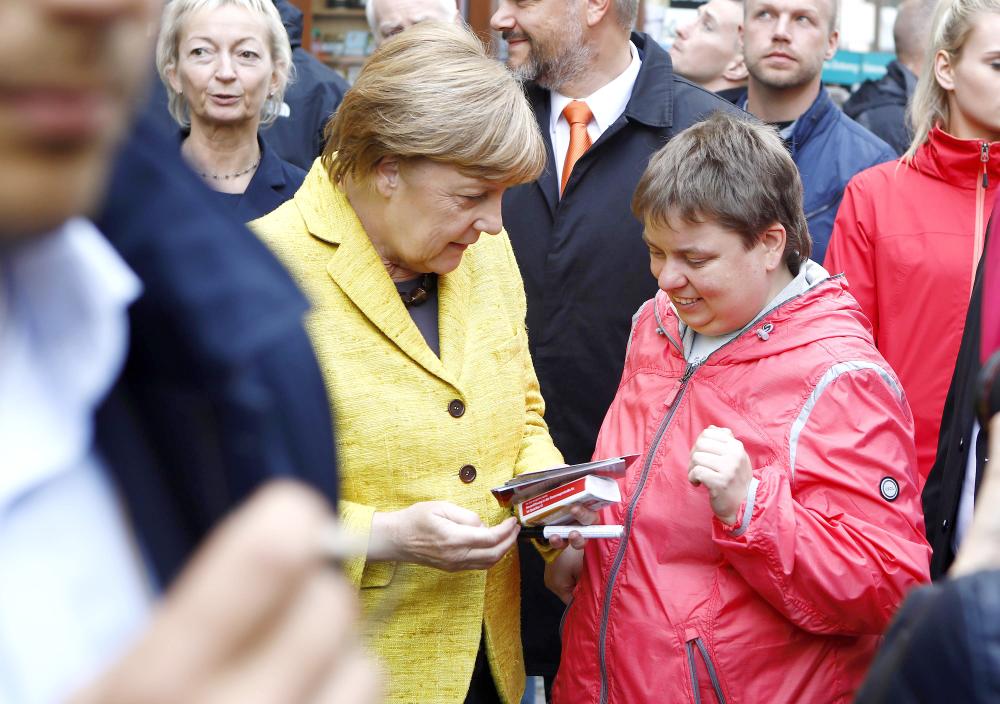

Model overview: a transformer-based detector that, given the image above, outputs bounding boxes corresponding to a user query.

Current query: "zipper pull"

[663,363,698,407]
[756,322,774,341]
[982,142,989,189]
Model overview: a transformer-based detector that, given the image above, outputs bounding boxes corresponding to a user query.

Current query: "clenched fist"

[688,425,753,526]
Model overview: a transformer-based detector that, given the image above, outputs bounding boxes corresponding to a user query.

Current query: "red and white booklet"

[516,475,621,526]
[490,454,639,507]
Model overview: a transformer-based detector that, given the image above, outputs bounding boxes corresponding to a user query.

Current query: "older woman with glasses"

[253,22,572,704]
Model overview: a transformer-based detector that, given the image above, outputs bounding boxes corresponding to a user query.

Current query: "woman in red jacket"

[824,0,1000,487]
[547,113,930,704]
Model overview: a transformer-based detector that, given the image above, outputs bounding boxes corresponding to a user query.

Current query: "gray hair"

[364,0,459,41]
[156,0,293,128]
[614,0,640,29]
[632,111,811,275]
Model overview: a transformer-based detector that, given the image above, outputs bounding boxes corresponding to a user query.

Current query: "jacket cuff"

[722,477,760,538]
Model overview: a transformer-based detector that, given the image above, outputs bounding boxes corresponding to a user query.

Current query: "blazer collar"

[296,162,467,387]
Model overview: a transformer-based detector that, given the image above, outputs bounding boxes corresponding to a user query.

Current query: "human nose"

[490,1,515,33]
[215,52,237,81]
[773,14,791,40]
[656,260,687,292]
[676,21,692,39]
[475,196,504,236]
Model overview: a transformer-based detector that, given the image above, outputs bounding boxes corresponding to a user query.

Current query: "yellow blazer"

[251,161,563,704]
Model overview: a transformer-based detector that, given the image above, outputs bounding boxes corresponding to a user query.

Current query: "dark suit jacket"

[95,112,337,588]
[500,33,740,679]
[230,135,306,222]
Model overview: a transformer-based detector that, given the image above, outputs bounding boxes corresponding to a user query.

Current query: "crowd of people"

[2,0,999,702]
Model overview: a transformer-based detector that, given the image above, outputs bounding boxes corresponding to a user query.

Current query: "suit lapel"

[305,179,457,386]
[529,86,560,215]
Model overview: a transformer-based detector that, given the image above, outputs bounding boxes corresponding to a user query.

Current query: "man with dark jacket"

[263,0,350,170]
[741,0,896,260]
[843,0,936,155]
[490,0,737,692]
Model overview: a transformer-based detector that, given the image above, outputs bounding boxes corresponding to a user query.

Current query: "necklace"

[198,154,261,181]
[399,273,437,308]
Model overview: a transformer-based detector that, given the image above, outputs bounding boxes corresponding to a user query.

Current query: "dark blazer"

[96,112,337,588]
[500,33,740,680]
[235,135,307,222]
[923,221,990,578]
[264,0,349,170]
[855,569,1000,703]
[843,60,917,156]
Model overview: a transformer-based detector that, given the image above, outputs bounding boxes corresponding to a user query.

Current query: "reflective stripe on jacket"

[554,270,931,704]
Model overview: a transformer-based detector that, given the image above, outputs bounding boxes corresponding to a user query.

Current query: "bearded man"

[488,0,737,694]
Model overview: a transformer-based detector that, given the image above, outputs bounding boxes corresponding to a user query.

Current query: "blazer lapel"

[301,176,456,386]
[528,85,559,214]
[437,254,471,381]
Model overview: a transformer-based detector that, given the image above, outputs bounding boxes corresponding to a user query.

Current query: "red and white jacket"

[553,269,931,704]
[825,127,1000,486]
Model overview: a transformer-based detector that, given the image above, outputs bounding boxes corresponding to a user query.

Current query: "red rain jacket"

[553,272,931,704]
[825,127,1000,486]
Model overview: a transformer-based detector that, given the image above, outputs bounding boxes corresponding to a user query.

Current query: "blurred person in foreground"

[843,0,938,155]
[156,0,305,220]
[365,0,459,46]
[0,0,379,702]
[669,0,748,102]
[252,22,585,704]
[548,112,930,704]
[825,0,1000,488]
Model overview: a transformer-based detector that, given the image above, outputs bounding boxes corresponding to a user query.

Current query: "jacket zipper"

[692,637,727,703]
[974,142,989,290]
[597,361,698,704]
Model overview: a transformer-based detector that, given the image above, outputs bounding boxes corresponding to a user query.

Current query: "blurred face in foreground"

[644,215,788,336]
[0,0,159,240]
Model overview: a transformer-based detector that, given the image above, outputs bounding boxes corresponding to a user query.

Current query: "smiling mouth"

[671,296,701,307]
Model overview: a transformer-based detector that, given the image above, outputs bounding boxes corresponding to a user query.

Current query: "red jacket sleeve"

[825,178,880,342]
[712,363,931,636]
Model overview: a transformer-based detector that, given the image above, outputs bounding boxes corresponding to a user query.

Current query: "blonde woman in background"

[825,0,1000,487]
[157,0,305,220]
[253,22,588,704]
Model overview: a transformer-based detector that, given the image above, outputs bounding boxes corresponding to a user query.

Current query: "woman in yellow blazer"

[252,23,568,704]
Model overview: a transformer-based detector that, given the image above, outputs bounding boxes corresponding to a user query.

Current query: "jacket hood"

[274,0,303,48]
[910,125,1000,190]
[655,260,874,364]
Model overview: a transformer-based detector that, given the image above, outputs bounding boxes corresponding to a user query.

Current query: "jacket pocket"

[685,636,727,704]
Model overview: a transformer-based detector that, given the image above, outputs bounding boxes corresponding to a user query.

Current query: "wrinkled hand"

[545,546,585,605]
[371,501,520,572]
[688,425,753,526]
[546,504,600,550]
[70,482,383,704]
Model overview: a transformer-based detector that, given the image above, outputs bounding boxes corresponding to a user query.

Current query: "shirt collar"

[550,41,642,135]
[0,218,141,509]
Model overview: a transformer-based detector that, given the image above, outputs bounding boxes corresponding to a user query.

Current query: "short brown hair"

[632,111,811,275]
[323,22,545,186]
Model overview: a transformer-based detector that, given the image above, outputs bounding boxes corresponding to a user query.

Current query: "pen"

[518,525,624,541]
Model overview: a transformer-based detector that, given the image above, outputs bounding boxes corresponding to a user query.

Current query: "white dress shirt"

[0,219,151,704]
[549,41,643,192]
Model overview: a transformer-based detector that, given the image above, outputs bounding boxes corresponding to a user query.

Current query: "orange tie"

[561,100,593,195]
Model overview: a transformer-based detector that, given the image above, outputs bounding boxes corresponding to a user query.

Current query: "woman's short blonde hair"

[904,0,1000,163]
[156,0,293,128]
[323,22,546,187]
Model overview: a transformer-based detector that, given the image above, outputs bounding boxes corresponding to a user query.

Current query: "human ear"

[166,62,182,95]
[723,54,748,82]
[585,0,612,27]
[824,29,839,61]
[372,157,401,198]
[760,223,787,270]
[934,49,956,91]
